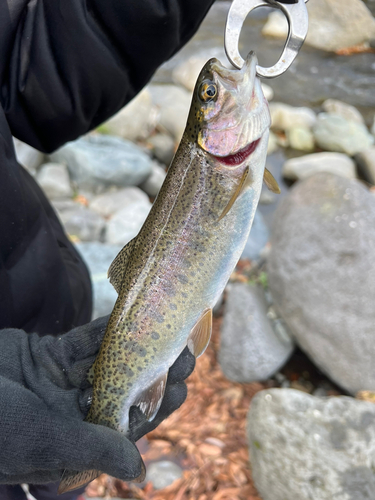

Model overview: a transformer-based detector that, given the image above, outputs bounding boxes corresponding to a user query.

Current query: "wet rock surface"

[145,461,183,490]
[282,152,357,181]
[36,163,73,199]
[248,388,375,500]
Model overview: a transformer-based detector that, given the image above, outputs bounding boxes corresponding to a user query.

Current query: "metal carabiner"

[225,0,309,78]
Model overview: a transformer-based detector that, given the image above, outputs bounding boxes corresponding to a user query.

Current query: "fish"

[58,51,279,494]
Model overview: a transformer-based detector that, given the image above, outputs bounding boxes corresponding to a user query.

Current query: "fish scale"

[58,52,279,494]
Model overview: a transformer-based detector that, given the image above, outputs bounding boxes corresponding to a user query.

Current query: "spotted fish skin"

[59,52,271,494]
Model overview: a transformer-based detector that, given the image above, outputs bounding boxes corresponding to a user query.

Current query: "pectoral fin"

[263,168,281,194]
[187,308,213,358]
[133,372,168,421]
[218,167,250,222]
[107,238,136,293]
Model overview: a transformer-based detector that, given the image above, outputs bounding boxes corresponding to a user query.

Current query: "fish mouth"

[211,138,261,166]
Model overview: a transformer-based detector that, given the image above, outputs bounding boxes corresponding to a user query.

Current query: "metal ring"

[225,0,309,78]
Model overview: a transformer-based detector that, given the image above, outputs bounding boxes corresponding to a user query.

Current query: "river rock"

[148,133,175,166]
[248,388,375,500]
[282,152,356,181]
[241,211,270,261]
[99,88,157,142]
[262,0,375,52]
[139,162,166,197]
[270,103,317,131]
[267,131,278,155]
[219,283,294,383]
[90,187,150,218]
[50,135,153,192]
[322,99,365,124]
[57,204,106,242]
[105,198,152,245]
[355,146,375,185]
[36,163,73,199]
[149,84,191,142]
[146,461,183,490]
[313,113,374,156]
[267,173,375,394]
[13,138,45,175]
[287,127,315,152]
[76,242,121,319]
[172,56,207,92]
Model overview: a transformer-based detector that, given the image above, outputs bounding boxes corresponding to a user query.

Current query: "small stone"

[90,187,150,218]
[13,138,45,175]
[241,211,270,262]
[76,242,121,319]
[267,131,278,155]
[259,189,276,205]
[219,283,294,383]
[146,461,183,490]
[262,11,288,38]
[36,163,73,199]
[99,88,158,141]
[57,205,106,242]
[270,103,317,131]
[322,99,365,124]
[355,146,375,184]
[105,199,152,245]
[261,83,274,102]
[313,113,374,155]
[172,56,207,92]
[282,152,356,181]
[50,135,153,192]
[148,133,176,166]
[287,127,315,152]
[139,162,167,197]
[248,388,375,500]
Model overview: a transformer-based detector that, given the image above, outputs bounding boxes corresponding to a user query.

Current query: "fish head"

[186,51,271,170]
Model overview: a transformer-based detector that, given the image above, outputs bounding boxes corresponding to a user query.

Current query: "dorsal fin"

[107,238,136,293]
[218,167,250,222]
[263,168,281,194]
[133,372,168,421]
[187,308,213,358]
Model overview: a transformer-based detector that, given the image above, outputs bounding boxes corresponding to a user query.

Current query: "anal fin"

[58,469,101,495]
[133,372,168,421]
[263,168,281,194]
[187,308,212,358]
[107,238,136,293]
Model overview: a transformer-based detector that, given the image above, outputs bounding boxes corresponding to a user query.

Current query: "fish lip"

[210,137,261,167]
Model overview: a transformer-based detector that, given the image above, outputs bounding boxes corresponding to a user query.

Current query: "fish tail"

[58,469,101,495]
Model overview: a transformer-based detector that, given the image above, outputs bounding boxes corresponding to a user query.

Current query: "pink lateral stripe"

[213,138,260,166]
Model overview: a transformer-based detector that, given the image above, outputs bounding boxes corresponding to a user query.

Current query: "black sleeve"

[2,0,215,153]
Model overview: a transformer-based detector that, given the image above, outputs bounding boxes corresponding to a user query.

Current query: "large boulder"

[282,152,356,181]
[219,283,294,382]
[267,173,375,394]
[248,388,375,500]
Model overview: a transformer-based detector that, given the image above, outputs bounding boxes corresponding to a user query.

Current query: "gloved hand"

[0,316,195,485]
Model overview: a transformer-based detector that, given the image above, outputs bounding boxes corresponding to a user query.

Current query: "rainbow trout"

[59,51,279,494]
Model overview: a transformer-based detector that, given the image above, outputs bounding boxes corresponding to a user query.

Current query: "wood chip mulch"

[85,316,265,500]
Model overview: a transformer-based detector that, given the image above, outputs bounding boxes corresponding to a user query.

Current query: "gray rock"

[146,461,183,490]
[139,162,166,197]
[76,242,121,319]
[13,138,45,175]
[283,152,356,181]
[248,388,375,500]
[148,133,175,166]
[50,135,153,192]
[261,83,274,102]
[262,0,375,52]
[149,84,191,142]
[322,99,365,124]
[267,173,375,394]
[57,204,106,242]
[355,146,375,184]
[241,211,270,261]
[172,56,207,92]
[287,127,315,152]
[269,103,317,131]
[36,163,73,199]
[219,283,294,383]
[105,199,152,245]
[313,113,374,155]
[90,187,150,218]
[99,88,157,142]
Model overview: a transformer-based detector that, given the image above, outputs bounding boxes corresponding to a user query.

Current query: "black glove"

[0,316,195,485]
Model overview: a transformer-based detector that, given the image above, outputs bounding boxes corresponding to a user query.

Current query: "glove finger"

[69,355,96,389]
[168,346,195,384]
[128,382,187,442]
[79,387,93,417]
[0,469,62,485]
[64,315,109,361]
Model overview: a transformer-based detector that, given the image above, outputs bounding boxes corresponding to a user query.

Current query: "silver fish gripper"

[225,0,309,78]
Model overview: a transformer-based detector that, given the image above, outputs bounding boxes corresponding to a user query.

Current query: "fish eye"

[199,81,217,103]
